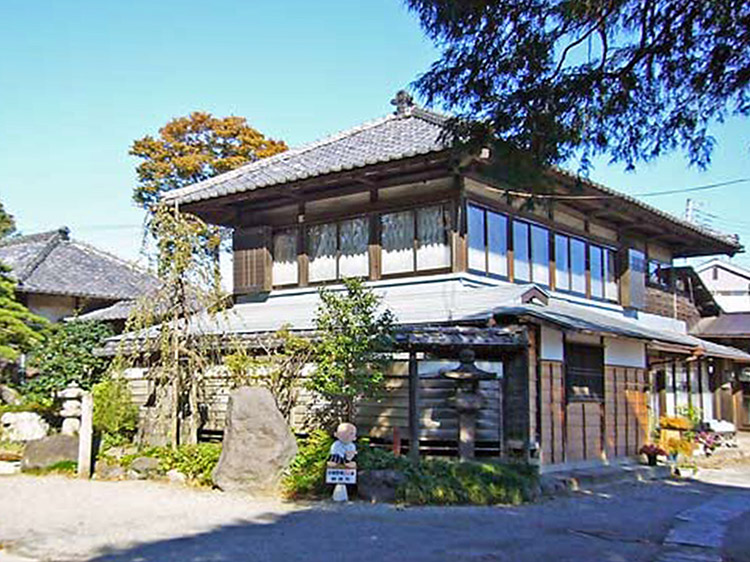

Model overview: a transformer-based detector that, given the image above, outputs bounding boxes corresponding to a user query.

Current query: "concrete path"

[653,465,750,562]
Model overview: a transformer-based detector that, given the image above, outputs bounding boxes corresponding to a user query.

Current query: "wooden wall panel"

[539,360,564,465]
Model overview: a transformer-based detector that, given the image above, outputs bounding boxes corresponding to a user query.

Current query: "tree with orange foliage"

[130,112,287,208]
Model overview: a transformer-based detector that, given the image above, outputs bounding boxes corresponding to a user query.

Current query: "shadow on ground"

[83,479,750,562]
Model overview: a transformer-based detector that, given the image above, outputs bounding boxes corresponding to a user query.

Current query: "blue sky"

[1,0,749,268]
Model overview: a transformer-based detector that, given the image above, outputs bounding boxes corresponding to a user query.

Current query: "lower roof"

[101,274,750,363]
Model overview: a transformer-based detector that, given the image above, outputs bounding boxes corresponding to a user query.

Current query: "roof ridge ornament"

[391,90,415,117]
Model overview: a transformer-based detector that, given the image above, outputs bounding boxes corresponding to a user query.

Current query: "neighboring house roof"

[671,265,723,317]
[695,258,750,281]
[74,299,137,322]
[100,274,750,362]
[692,313,750,339]
[0,227,159,300]
[163,92,740,256]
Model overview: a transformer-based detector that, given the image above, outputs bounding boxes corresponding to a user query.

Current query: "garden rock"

[167,469,187,484]
[212,386,297,495]
[0,460,21,475]
[21,434,78,471]
[94,460,127,480]
[0,384,22,406]
[1,412,50,442]
[358,469,407,503]
[130,456,161,478]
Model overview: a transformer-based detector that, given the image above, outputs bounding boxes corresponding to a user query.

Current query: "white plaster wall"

[540,327,564,361]
[26,293,76,323]
[604,338,646,368]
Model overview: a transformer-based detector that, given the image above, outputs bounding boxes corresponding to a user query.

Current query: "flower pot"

[647,454,658,466]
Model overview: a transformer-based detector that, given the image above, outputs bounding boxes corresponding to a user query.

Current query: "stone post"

[77,392,93,479]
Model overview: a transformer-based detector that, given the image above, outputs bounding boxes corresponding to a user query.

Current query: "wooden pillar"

[408,350,420,462]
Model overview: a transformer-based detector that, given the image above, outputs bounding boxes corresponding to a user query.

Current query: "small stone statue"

[327,422,357,502]
[58,382,84,436]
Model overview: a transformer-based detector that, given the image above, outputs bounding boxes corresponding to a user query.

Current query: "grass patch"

[24,460,78,476]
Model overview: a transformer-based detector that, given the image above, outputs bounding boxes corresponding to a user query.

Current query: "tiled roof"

[163,92,739,253]
[163,98,449,205]
[0,228,160,300]
[692,313,750,339]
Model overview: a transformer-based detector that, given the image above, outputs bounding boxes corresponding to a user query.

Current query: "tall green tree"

[309,278,395,423]
[0,201,16,238]
[407,0,750,169]
[0,263,46,363]
[130,112,288,208]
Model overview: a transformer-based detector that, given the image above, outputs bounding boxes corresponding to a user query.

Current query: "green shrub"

[283,432,536,505]
[92,378,138,441]
[401,459,534,505]
[156,443,222,486]
[112,443,221,487]
[25,320,114,399]
[282,429,334,499]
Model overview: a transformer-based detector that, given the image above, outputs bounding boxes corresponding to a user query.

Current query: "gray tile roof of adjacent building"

[0,227,160,300]
[692,313,750,339]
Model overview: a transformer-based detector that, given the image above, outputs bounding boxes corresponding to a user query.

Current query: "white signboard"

[325,468,357,485]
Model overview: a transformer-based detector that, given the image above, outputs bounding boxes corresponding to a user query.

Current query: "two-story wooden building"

[152,92,750,469]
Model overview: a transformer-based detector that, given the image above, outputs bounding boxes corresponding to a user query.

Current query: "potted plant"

[666,437,694,462]
[659,416,692,431]
[639,444,666,466]
[695,431,719,457]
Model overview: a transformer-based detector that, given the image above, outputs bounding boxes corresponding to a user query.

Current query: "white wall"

[604,338,646,368]
[540,327,564,361]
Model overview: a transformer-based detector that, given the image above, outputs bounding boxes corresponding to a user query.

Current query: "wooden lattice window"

[565,343,604,402]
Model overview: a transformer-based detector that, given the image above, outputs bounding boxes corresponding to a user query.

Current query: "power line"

[491,177,750,200]
[634,178,750,198]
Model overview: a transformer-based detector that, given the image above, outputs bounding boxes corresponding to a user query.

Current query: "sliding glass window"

[513,221,531,282]
[467,204,508,277]
[272,229,298,286]
[570,238,587,294]
[530,224,550,286]
[308,217,369,282]
[555,234,571,291]
[589,245,604,298]
[554,234,585,294]
[381,204,451,276]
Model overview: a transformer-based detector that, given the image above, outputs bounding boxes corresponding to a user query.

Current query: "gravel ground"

[0,475,298,561]
[0,473,737,562]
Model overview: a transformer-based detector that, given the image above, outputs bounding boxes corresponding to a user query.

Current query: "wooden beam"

[408,350,420,462]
